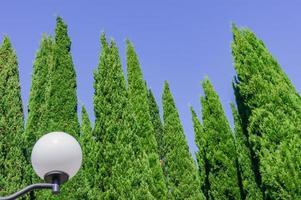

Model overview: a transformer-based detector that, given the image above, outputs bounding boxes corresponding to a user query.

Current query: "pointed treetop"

[100,32,108,50]
[126,39,143,80]
[163,81,177,109]
[201,78,232,130]
[110,39,126,88]
[163,81,170,94]
[148,89,157,107]
[126,39,141,65]
[95,33,109,79]
[1,36,12,49]
[39,33,53,44]
[109,39,118,50]
[81,104,87,114]
[125,38,132,47]
[190,106,203,144]
[201,78,220,102]
[81,105,91,126]
[0,36,18,76]
[55,16,70,48]
[190,106,200,123]
[231,23,241,40]
[231,22,238,30]
[190,106,196,116]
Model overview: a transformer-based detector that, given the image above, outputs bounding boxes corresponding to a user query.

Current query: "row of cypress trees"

[0,17,300,199]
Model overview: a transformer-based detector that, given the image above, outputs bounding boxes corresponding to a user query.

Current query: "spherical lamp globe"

[31,132,82,182]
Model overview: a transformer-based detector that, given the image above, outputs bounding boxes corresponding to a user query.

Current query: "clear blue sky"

[1,1,301,154]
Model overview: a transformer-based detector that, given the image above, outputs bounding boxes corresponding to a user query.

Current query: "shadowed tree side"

[147,89,164,161]
[69,105,99,199]
[232,25,301,199]
[231,103,262,199]
[190,107,210,199]
[126,41,166,199]
[0,37,28,198]
[200,79,240,199]
[162,81,204,199]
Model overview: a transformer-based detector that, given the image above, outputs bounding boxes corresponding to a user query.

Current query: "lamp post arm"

[0,183,59,200]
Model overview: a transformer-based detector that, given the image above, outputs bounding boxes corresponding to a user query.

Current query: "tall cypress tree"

[232,25,301,199]
[25,35,53,150]
[41,16,80,137]
[93,34,150,199]
[147,89,164,161]
[93,34,124,199]
[24,35,54,200]
[162,81,204,199]
[0,37,28,197]
[199,79,239,199]
[126,41,166,199]
[36,17,80,199]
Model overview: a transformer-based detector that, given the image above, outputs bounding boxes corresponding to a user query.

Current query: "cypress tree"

[24,36,53,200]
[41,16,80,137]
[162,81,204,199]
[93,34,151,199]
[199,79,240,199]
[0,37,28,197]
[93,34,124,199]
[232,26,301,199]
[36,17,80,199]
[231,103,262,199]
[25,35,53,151]
[126,41,166,199]
[147,89,164,161]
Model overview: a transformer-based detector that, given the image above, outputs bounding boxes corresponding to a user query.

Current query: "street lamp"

[0,132,82,200]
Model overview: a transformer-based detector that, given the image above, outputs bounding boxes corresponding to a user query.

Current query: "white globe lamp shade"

[31,132,82,181]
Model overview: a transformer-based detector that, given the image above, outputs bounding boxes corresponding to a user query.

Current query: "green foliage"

[126,41,166,199]
[199,79,240,199]
[232,25,301,199]
[69,105,99,199]
[0,37,28,198]
[231,104,262,199]
[147,89,164,160]
[162,81,204,200]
